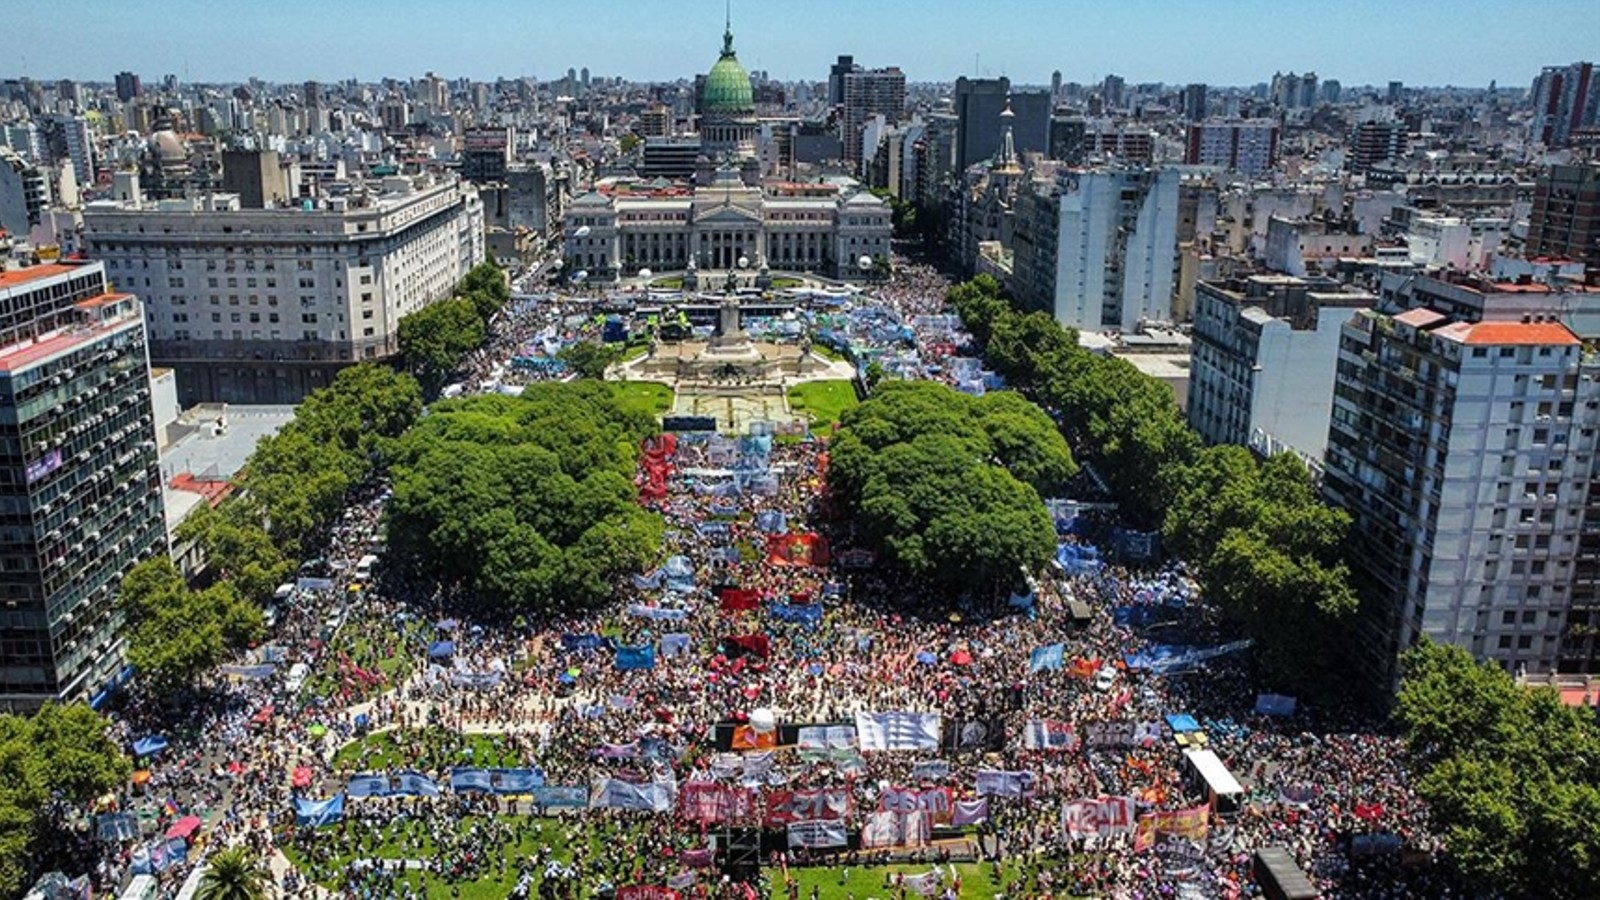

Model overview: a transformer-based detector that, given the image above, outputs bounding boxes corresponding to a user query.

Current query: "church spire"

[993,97,1019,172]
[722,0,735,57]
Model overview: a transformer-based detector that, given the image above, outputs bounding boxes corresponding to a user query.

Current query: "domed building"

[698,16,759,184]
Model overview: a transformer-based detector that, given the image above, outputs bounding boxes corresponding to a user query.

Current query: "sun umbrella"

[165,816,201,839]
[307,724,328,738]
[131,770,151,785]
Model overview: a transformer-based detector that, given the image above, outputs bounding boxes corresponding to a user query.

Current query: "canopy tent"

[164,816,201,839]
[1165,714,1202,734]
[132,736,168,758]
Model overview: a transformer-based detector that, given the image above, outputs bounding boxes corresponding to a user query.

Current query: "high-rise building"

[954,79,1049,172]
[459,126,516,183]
[1348,120,1408,174]
[1183,83,1208,121]
[1529,62,1597,148]
[1051,70,1063,99]
[220,150,288,209]
[0,261,166,711]
[1321,80,1342,104]
[841,67,906,172]
[114,71,142,103]
[1187,275,1373,461]
[1323,301,1600,685]
[1101,74,1126,110]
[0,148,52,236]
[38,116,94,188]
[1526,164,1600,273]
[1012,166,1180,332]
[828,55,857,107]
[83,174,485,405]
[1184,119,1279,177]
[1387,80,1404,104]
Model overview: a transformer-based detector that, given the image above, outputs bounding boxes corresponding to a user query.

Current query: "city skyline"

[12,0,1596,88]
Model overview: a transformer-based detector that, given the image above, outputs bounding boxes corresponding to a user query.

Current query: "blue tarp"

[1165,714,1202,733]
[132,736,168,757]
[428,641,455,659]
[770,602,823,627]
[1029,644,1065,672]
[615,644,656,670]
[756,510,788,534]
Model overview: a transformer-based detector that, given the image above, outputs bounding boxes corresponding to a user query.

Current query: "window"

[211,313,221,323]
[301,313,318,324]
[249,313,260,324]
[167,277,184,288]
[362,309,373,319]
[268,313,279,323]
[301,330,318,341]
[230,313,241,324]
[298,278,315,288]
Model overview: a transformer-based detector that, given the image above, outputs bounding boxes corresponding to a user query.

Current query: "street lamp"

[858,255,873,281]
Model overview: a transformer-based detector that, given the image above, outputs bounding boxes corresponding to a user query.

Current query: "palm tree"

[196,846,271,900]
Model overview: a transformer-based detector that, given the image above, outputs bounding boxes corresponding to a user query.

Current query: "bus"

[1182,747,1245,815]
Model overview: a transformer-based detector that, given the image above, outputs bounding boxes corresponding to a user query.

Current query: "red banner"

[729,726,776,751]
[878,787,953,824]
[618,888,679,900]
[765,533,830,567]
[718,588,762,613]
[724,634,771,659]
[763,788,850,826]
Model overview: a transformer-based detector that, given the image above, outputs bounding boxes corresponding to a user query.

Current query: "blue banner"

[660,633,692,658]
[632,570,664,590]
[346,774,390,798]
[1029,644,1065,672]
[562,633,604,652]
[615,644,657,670]
[449,768,495,793]
[627,603,689,622]
[294,794,345,826]
[392,771,442,797]
[530,785,589,808]
[770,602,823,627]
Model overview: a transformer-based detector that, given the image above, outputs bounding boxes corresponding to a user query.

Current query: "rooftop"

[1434,320,1582,347]
[0,263,76,289]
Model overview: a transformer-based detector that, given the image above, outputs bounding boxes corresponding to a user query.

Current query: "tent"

[165,816,201,839]
[428,641,456,659]
[132,736,168,758]
[1165,714,1202,734]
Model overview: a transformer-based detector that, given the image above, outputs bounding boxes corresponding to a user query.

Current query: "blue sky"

[15,0,1598,87]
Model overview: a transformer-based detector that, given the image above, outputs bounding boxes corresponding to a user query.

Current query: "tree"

[397,297,486,391]
[0,704,127,896]
[196,846,271,900]
[619,133,643,154]
[864,361,886,390]
[558,340,622,380]
[175,503,292,606]
[1396,641,1600,898]
[828,381,1067,597]
[460,261,510,322]
[385,383,663,612]
[119,559,261,693]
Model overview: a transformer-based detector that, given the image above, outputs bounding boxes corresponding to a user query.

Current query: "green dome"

[704,27,753,112]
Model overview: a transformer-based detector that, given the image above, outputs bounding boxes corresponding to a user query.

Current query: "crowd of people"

[80,260,1456,900]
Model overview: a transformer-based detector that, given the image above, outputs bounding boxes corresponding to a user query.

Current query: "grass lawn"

[787,380,859,428]
[811,343,847,362]
[769,860,1058,898]
[618,339,651,362]
[770,276,805,290]
[649,276,685,290]
[611,380,675,415]
[331,729,532,772]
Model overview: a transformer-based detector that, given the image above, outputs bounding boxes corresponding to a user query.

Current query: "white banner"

[590,779,675,812]
[797,725,858,750]
[1022,719,1078,751]
[1062,795,1137,838]
[861,811,931,849]
[786,819,849,849]
[855,711,942,752]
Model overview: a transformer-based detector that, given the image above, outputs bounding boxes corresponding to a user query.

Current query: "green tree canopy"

[460,261,510,322]
[397,297,486,391]
[558,340,623,380]
[1396,641,1600,897]
[385,383,663,612]
[174,503,292,606]
[119,558,262,693]
[828,381,1070,597]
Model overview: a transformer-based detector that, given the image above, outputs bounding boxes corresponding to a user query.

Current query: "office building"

[0,148,51,237]
[0,262,166,711]
[828,55,856,107]
[1324,303,1600,684]
[1529,62,1597,148]
[459,126,515,184]
[1184,119,1279,177]
[953,78,1055,172]
[82,173,484,405]
[1187,275,1374,461]
[1012,166,1179,332]
[38,116,94,187]
[1183,83,1208,121]
[1526,164,1600,273]
[640,138,703,181]
[114,71,142,103]
[841,67,906,172]
[1349,121,1408,174]
[220,150,288,210]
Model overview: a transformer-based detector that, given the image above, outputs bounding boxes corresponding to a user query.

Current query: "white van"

[118,874,158,900]
[285,662,310,693]
[354,554,378,581]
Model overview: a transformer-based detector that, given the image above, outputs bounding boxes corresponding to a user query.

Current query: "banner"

[660,633,692,658]
[591,779,675,812]
[1029,643,1065,672]
[347,773,390,798]
[729,725,777,751]
[856,711,942,751]
[765,533,829,567]
[769,601,823,627]
[797,725,857,750]
[615,644,657,670]
[293,794,344,826]
[390,772,442,798]
[96,812,139,841]
[763,788,849,826]
[901,870,944,897]
[952,798,990,826]
[529,786,589,808]
[632,570,664,590]
[944,717,1005,753]
[627,604,689,622]
[561,633,604,652]
[1062,796,1137,838]
[787,819,849,849]
[1084,721,1163,748]
[910,759,950,781]
[879,787,953,824]
[975,769,1035,799]
[1134,805,1210,852]
[718,588,762,613]
[723,634,771,658]
[861,811,931,849]
[1022,719,1078,751]
[678,783,756,824]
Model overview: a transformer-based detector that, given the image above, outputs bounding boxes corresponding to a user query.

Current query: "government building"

[563,20,892,282]
[83,172,483,405]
